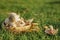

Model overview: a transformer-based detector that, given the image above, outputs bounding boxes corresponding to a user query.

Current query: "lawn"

[0,0,60,40]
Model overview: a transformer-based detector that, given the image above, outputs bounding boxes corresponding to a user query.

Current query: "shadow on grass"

[46,1,60,4]
[0,19,5,29]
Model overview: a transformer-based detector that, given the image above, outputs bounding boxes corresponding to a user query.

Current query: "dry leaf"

[44,25,58,35]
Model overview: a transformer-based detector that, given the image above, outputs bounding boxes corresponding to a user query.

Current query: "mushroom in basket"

[2,12,40,33]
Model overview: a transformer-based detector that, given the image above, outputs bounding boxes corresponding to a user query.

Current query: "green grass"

[0,0,60,40]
